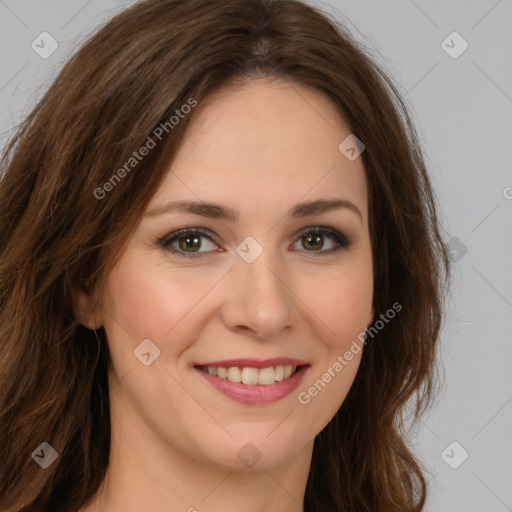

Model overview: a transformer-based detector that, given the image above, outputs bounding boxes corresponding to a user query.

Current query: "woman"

[0,0,450,510]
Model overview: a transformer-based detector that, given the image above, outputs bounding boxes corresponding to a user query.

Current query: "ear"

[73,282,103,329]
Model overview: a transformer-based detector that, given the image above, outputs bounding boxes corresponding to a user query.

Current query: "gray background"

[1,1,511,511]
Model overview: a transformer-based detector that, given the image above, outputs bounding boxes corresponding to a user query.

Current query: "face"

[80,79,374,472]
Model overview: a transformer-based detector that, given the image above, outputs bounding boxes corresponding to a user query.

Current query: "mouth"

[194,363,307,386]
[194,362,311,405]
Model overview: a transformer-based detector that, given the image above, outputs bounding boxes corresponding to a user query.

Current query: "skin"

[75,78,374,512]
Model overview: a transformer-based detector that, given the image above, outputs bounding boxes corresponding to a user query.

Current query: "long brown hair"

[0,1,450,510]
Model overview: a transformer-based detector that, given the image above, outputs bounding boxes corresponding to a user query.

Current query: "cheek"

[101,251,233,366]
[102,245,373,361]
[293,265,372,429]
[101,254,201,349]
[299,261,373,350]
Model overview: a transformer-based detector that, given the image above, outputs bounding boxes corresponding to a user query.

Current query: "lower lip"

[195,365,310,405]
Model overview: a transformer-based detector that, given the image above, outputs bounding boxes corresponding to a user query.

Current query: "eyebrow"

[144,198,363,223]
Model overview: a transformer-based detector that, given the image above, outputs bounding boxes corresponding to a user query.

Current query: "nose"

[220,247,298,339]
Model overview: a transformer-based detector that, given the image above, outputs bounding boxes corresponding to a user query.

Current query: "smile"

[194,364,310,405]
[196,364,301,385]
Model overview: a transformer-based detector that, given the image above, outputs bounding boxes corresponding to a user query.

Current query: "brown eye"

[159,226,351,259]
[302,232,324,251]
[292,227,351,256]
[177,233,202,252]
[160,228,220,257]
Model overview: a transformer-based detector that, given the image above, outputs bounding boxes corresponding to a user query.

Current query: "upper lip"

[194,358,309,369]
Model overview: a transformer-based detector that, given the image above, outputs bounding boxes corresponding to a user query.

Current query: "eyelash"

[158,226,351,259]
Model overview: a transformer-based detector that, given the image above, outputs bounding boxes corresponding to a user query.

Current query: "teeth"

[257,367,275,385]
[241,367,259,385]
[202,364,299,385]
[227,367,242,382]
[283,365,293,379]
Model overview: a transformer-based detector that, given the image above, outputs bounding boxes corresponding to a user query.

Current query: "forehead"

[149,79,368,222]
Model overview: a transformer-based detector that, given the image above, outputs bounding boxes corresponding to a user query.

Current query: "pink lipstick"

[194,358,310,405]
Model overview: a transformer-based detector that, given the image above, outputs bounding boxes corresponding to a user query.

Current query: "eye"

[159,228,220,258]
[158,226,351,258]
[291,227,351,256]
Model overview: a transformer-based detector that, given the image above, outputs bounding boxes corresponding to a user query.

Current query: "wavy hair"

[0,1,450,510]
